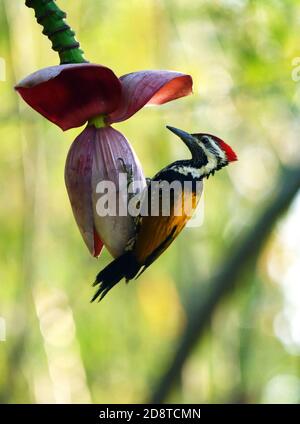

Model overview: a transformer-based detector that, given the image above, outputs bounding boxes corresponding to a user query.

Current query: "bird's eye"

[201,136,210,145]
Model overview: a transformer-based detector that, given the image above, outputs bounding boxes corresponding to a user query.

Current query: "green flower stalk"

[25,0,86,64]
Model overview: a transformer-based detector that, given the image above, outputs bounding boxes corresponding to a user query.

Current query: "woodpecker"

[92,126,237,301]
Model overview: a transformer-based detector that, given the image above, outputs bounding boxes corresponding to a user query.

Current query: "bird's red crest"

[215,137,237,162]
[203,134,237,162]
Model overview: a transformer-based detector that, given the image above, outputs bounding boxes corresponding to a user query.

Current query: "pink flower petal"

[16,64,122,131]
[93,228,104,257]
[65,125,146,258]
[91,126,146,257]
[108,70,193,123]
[65,126,103,257]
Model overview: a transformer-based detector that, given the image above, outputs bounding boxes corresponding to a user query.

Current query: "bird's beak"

[166,125,197,151]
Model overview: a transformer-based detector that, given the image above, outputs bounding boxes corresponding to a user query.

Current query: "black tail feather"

[91,252,140,302]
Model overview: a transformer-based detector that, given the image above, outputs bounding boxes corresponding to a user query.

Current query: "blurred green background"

[1,0,300,404]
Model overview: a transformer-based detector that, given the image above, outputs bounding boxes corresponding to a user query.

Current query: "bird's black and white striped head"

[167,126,237,179]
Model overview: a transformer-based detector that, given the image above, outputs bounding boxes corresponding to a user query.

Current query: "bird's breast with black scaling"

[132,167,203,266]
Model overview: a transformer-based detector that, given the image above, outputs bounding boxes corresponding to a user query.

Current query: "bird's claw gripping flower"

[15,63,193,257]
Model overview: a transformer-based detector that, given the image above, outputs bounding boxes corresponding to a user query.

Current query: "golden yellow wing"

[134,186,200,267]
